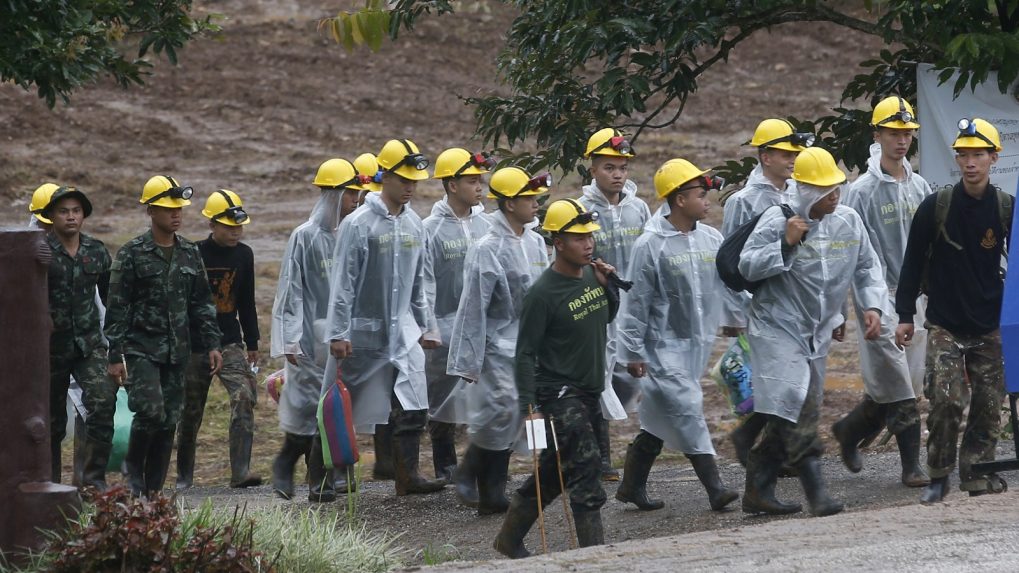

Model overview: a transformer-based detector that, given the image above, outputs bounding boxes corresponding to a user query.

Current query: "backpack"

[920,186,1014,294]
[716,204,798,293]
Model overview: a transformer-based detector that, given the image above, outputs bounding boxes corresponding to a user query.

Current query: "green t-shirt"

[514,265,618,414]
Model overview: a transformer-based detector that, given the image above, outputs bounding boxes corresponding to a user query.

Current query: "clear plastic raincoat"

[322,192,436,432]
[738,181,896,422]
[422,198,490,423]
[270,189,344,435]
[842,143,933,396]
[445,210,548,450]
[616,210,738,454]
[578,181,652,418]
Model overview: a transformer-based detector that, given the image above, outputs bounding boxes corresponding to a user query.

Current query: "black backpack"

[716,204,798,293]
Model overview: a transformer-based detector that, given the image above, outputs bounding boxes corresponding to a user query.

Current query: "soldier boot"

[144,428,175,498]
[429,421,458,483]
[920,475,950,504]
[596,417,619,481]
[493,492,540,559]
[125,428,152,497]
[308,434,336,503]
[742,451,801,516]
[895,422,930,488]
[795,456,843,517]
[573,509,605,548]
[334,464,358,494]
[393,432,446,496]
[372,424,395,480]
[453,443,482,508]
[477,448,511,515]
[175,429,197,490]
[81,439,112,491]
[688,454,739,511]
[272,432,311,500]
[730,413,767,468]
[228,426,263,488]
[615,439,664,511]
[831,401,873,474]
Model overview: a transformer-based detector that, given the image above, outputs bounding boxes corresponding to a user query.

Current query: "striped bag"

[317,366,359,468]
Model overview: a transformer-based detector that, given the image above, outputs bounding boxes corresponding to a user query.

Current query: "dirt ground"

[1,0,961,565]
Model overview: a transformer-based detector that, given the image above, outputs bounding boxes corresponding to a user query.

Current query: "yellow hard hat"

[871,96,920,129]
[433,148,495,179]
[792,147,847,187]
[542,199,602,234]
[377,139,430,181]
[953,118,1002,152]
[750,119,813,152]
[487,167,551,199]
[313,158,359,189]
[653,158,710,198]
[584,128,635,158]
[29,183,61,224]
[353,153,382,192]
[141,175,193,208]
[202,189,250,226]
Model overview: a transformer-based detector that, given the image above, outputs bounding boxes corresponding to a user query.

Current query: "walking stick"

[549,417,577,549]
[528,404,548,555]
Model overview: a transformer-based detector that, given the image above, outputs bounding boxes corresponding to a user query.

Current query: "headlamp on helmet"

[455,152,497,178]
[521,172,552,194]
[591,135,633,156]
[560,209,600,233]
[957,118,998,149]
[394,152,429,172]
[145,184,194,205]
[761,131,815,149]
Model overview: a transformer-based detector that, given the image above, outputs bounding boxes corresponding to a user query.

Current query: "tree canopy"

[328,0,1019,184]
[0,1,218,107]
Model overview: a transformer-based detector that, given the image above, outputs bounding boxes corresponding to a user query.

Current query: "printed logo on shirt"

[568,285,607,321]
[981,229,997,249]
[208,268,237,313]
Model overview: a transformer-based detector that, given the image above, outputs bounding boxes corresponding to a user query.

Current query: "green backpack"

[920,186,1013,294]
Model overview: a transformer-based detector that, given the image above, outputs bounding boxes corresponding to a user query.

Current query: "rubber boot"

[72,414,86,486]
[894,422,930,487]
[573,509,605,548]
[272,433,311,500]
[228,426,263,488]
[493,493,540,559]
[687,454,739,511]
[334,464,358,494]
[477,449,511,515]
[730,413,766,467]
[615,441,664,510]
[144,429,175,498]
[430,421,458,483]
[125,428,151,497]
[920,475,950,504]
[831,402,870,473]
[795,456,843,517]
[596,417,619,481]
[51,437,63,484]
[175,427,196,490]
[372,424,395,480]
[308,435,337,503]
[393,432,446,495]
[81,439,112,491]
[454,444,482,508]
[742,452,802,515]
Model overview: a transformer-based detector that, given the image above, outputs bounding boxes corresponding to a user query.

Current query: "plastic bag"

[710,333,754,417]
[265,368,285,403]
[107,388,134,471]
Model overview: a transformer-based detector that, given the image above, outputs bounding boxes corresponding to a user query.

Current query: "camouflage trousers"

[125,355,187,432]
[515,390,607,513]
[924,325,1004,491]
[51,345,118,444]
[857,394,921,435]
[178,344,257,456]
[752,357,826,466]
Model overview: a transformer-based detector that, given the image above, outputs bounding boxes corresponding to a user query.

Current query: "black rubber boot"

[831,400,873,474]
[454,444,482,508]
[477,449,511,515]
[272,433,311,500]
[51,437,63,484]
[228,426,263,488]
[334,464,358,494]
[429,421,458,483]
[687,454,739,511]
[81,439,112,491]
[372,424,395,480]
[493,493,540,559]
[308,435,337,503]
[742,451,802,515]
[573,509,605,548]
[615,439,664,511]
[796,456,844,517]
[730,413,767,467]
[125,428,151,497]
[393,432,446,496]
[72,414,86,486]
[144,429,175,498]
[920,475,950,504]
[894,422,930,488]
[174,426,196,490]
[595,417,619,481]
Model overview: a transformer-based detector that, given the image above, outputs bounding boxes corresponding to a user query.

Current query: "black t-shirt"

[189,237,260,351]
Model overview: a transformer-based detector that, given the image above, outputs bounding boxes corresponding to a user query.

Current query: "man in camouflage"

[896,118,1012,502]
[105,175,223,497]
[42,186,115,488]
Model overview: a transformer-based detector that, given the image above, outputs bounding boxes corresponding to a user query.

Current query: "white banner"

[916,63,1019,195]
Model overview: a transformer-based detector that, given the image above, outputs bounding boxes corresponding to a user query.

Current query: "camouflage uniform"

[105,230,221,495]
[46,232,114,484]
[924,325,1004,491]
